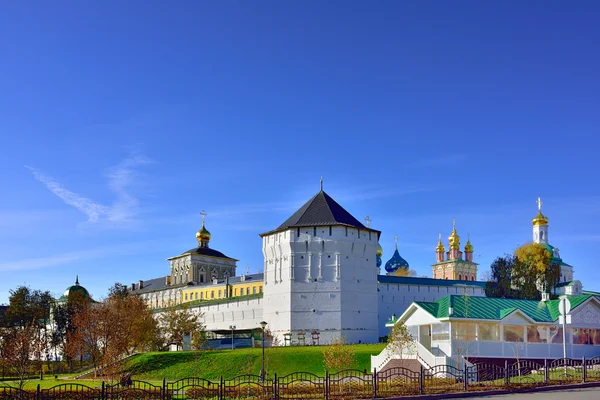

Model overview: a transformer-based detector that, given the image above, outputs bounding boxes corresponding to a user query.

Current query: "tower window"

[297,228,300,238]
[458,274,462,280]
[471,276,475,281]
[313,227,317,236]
[329,226,332,236]
[345,227,348,237]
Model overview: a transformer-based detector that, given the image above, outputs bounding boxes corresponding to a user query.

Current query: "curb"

[376,380,600,400]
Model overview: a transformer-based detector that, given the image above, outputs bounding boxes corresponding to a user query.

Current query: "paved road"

[451,387,600,399]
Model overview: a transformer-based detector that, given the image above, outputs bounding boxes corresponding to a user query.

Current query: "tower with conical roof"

[431,220,478,281]
[259,180,381,344]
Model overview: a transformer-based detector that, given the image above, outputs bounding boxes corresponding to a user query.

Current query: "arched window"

[458,274,462,280]
[471,276,475,281]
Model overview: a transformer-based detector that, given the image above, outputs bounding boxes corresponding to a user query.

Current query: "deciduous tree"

[322,336,356,372]
[158,303,205,351]
[387,321,415,366]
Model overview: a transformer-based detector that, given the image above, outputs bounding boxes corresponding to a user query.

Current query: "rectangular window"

[218,290,222,298]
[345,227,348,237]
[313,227,317,236]
[572,328,600,345]
[211,291,214,299]
[297,228,300,237]
[329,226,332,236]
[185,293,188,300]
[259,286,263,293]
[253,287,257,294]
[452,322,476,341]
[431,322,450,341]
[234,288,238,296]
[548,326,563,343]
[527,326,547,343]
[479,323,500,341]
[195,292,198,300]
[201,292,204,299]
[504,325,525,342]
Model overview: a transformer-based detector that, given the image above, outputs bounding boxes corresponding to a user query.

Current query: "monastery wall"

[188,296,264,331]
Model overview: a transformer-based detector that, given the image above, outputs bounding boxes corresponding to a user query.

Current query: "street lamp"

[259,321,267,380]
[229,325,236,350]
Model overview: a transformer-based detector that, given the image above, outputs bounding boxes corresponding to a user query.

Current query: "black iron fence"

[2,356,600,400]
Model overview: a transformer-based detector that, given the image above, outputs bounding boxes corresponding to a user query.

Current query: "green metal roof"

[414,294,593,323]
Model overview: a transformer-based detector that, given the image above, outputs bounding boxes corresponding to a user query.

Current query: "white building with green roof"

[372,293,600,371]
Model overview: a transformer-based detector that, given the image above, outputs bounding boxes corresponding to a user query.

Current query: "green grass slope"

[125,344,385,380]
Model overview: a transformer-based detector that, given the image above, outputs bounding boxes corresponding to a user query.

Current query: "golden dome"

[196,225,211,244]
[376,243,383,257]
[448,220,460,249]
[532,210,549,226]
[436,234,445,252]
[464,237,474,252]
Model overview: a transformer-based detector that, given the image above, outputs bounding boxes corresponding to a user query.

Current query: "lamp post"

[229,325,236,350]
[259,321,267,380]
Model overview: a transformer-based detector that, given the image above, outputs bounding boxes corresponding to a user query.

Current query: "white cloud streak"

[0,240,165,272]
[26,152,151,225]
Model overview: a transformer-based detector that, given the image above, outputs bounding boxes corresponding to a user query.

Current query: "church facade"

[130,189,584,345]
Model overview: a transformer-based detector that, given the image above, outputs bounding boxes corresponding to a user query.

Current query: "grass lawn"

[125,343,385,380]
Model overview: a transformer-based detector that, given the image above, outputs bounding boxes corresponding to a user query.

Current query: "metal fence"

[2,357,600,400]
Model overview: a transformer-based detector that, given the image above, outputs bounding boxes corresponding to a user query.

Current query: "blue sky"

[1,1,599,303]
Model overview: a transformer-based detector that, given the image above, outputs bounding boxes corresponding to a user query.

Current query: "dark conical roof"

[261,190,380,237]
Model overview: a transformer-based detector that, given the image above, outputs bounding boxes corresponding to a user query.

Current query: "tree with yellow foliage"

[513,243,560,300]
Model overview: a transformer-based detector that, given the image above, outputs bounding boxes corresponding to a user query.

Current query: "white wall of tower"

[262,225,379,344]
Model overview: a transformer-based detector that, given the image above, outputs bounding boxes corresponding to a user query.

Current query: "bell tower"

[532,197,549,244]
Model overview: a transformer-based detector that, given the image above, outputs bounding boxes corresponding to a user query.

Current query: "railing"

[2,357,598,400]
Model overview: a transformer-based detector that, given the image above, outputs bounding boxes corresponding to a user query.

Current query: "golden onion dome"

[448,221,460,249]
[196,225,211,243]
[464,238,474,252]
[376,243,383,257]
[436,234,445,252]
[532,210,549,226]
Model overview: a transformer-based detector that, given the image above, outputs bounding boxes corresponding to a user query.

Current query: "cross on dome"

[320,176,323,191]
[365,216,371,228]
[200,210,207,226]
[537,197,543,212]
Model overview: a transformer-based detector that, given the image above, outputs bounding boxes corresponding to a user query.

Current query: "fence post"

[219,376,223,400]
[419,365,423,394]
[325,370,329,400]
[504,360,509,387]
[372,368,376,399]
[101,381,105,400]
[162,377,166,400]
[544,359,548,384]
[36,384,40,400]
[463,365,468,392]
[273,373,277,400]
[582,357,586,383]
